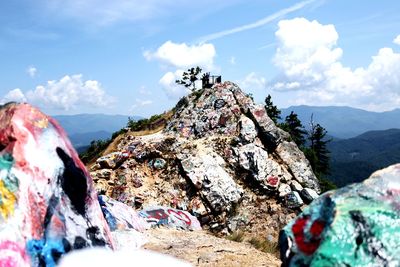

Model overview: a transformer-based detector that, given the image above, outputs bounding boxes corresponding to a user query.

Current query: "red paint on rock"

[310,220,325,237]
[167,209,192,225]
[292,216,325,255]
[254,108,266,118]
[267,176,279,186]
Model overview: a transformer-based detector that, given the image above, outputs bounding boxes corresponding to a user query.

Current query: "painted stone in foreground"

[98,195,149,232]
[279,164,400,267]
[139,206,201,230]
[0,103,113,266]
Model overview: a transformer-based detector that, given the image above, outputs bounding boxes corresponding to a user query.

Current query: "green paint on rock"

[280,164,400,267]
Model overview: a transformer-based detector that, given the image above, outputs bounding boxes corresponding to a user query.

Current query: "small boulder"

[300,188,319,204]
[286,191,304,209]
[290,180,303,192]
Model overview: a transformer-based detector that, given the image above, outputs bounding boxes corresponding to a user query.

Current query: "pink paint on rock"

[0,103,114,265]
[0,241,29,267]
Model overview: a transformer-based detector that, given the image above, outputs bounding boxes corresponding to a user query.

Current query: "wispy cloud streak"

[198,0,316,42]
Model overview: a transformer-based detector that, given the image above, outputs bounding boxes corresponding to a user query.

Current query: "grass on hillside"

[79,111,173,165]
[248,236,279,255]
[226,231,245,243]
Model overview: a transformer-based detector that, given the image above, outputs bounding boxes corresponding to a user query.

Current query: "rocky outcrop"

[91,82,320,239]
[279,163,400,266]
[0,103,113,266]
[178,148,243,213]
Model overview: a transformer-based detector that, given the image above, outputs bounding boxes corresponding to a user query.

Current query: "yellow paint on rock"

[0,180,16,219]
[34,118,49,129]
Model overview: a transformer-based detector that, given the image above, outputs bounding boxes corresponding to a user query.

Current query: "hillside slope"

[327,128,400,186]
[53,113,142,149]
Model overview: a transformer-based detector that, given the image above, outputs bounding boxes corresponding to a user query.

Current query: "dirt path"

[143,228,281,267]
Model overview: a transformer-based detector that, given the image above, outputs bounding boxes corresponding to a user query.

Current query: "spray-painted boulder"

[98,195,149,232]
[0,103,113,266]
[279,164,400,267]
[139,206,201,230]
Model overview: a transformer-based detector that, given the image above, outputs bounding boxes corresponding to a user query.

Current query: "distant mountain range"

[281,105,400,138]
[52,114,141,149]
[327,128,400,187]
[280,106,400,187]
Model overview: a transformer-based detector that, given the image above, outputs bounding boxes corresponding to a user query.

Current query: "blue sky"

[1,0,400,117]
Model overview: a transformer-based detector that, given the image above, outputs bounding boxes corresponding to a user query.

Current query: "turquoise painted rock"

[279,164,400,266]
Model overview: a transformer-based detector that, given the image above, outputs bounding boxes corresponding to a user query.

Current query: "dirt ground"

[143,228,281,267]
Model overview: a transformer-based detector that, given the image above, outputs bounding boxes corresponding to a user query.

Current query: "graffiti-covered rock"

[92,81,320,240]
[179,149,243,212]
[279,163,400,267]
[98,195,149,232]
[239,115,257,143]
[139,206,201,230]
[0,103,113,267]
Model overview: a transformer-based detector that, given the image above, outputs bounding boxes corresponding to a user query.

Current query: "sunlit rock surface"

[91,82,319,238]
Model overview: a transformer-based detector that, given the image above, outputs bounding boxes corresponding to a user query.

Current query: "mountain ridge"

[328,128,400,186]
[281,105,400,138]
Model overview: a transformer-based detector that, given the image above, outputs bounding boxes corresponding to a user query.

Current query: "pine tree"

[309,123,330,176]
[305,115,335,192]
[175,66,202,91]
[282,111,307,147]
[264,94,281,123]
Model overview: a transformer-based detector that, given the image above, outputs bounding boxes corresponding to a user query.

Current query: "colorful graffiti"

[0,103,113,266]
[0,240,29,266]
[139,206,201,230]
[99,195,149,232]
[0,154,18,220]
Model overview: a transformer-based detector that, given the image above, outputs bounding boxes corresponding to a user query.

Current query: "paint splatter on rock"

[280,163,400,266]
[0,103,113,266]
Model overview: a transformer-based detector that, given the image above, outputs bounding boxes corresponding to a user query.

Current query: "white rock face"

[276,141,320,193]
[239,115,257,143]
[236,143,284,189]
[180,149,243,212]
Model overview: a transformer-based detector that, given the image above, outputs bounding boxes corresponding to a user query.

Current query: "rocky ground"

[143,228,281,267]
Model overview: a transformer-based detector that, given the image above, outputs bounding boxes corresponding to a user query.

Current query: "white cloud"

[144,41,216,70]
[131,98,153,110]
[198,0,316,42]
[239,72,267,91]
[1,74,113,110]
[2,88,27,103]
[145,41,217,100]
[27,66,37,78]
[394,35,400,45]
[159,70,192,99]
[271,18,400,111]
[229,56,236,65]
